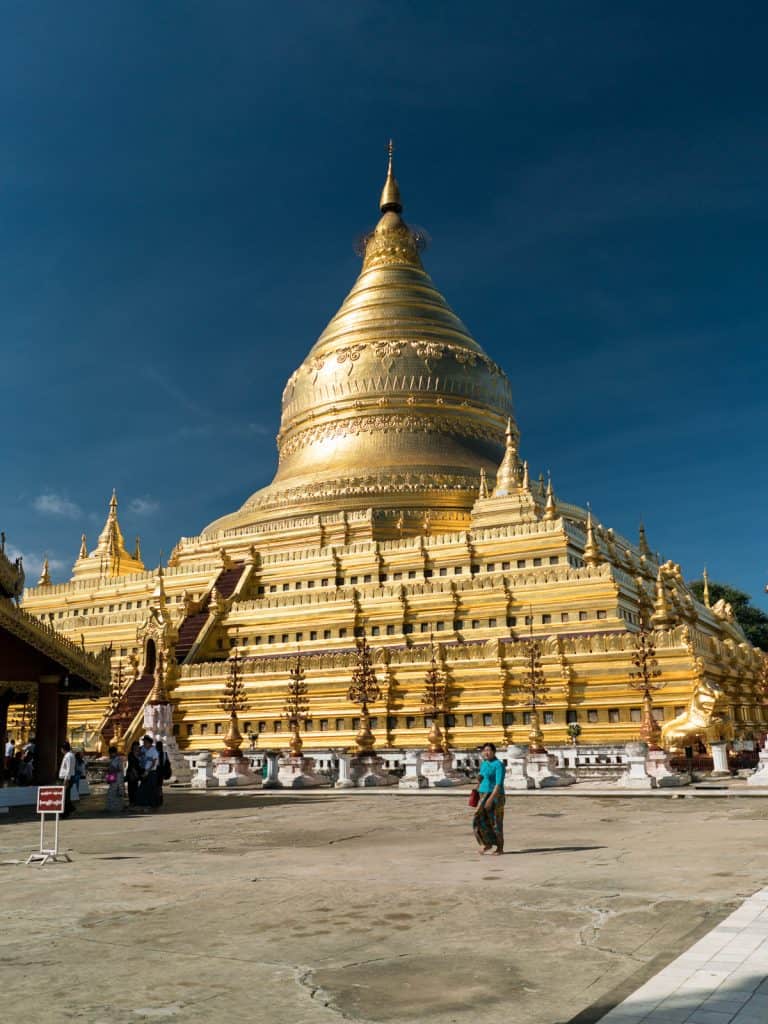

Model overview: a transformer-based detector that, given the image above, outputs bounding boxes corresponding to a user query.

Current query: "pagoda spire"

[638,521,651,558]
[702,567,711,608]
[37,557,51,586]
[71,490,145,582]
[491,418,520,498]
[543,473,557,521]
[134,535,142,562]
[379,139,402,213]
[583,505,601,566]
[521,460,530,491]
[478,466,489,499]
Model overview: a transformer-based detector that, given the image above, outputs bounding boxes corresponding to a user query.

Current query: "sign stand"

[26,786,72,866]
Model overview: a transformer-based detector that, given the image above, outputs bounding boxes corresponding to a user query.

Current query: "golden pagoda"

[20,148,766,757]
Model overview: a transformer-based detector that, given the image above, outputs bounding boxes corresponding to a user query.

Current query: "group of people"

[3,736,36,786]
[58,735,171,815]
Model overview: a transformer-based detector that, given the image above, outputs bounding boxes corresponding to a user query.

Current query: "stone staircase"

[100,672,154,745]
[175,563,245,663]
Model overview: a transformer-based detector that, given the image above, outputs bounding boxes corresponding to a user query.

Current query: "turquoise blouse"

[478,757,505,793]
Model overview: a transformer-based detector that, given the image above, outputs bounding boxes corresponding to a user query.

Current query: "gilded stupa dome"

[205,146,516,534]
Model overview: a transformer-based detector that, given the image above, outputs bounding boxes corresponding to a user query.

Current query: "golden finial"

[148,649,169,705]
[379,139,402,213]
[543,472,557,521]
[702,567,711,608]
[134,535,142,562]
[79,533,88,559]
[478,467,489,499]
[109,488,118,513]
[583,504,601,566]
[521,460,530,491]
[151,561,167,609]
[37,557,51,587]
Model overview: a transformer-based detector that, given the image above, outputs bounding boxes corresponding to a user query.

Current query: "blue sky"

[1,2,766,608]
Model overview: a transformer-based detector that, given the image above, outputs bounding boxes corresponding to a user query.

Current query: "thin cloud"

[33,493,81,519]
[128,497,159,517]
[6,545,66,579]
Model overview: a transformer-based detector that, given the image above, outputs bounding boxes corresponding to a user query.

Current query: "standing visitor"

[4,736,15,784]
[73,751,88,800]
[126,741,142,806]
[472,742,505,855]
[104,745,125,813]
[17,741,34,785]
[58,742,77,817]
[136,735,159,812]
[153,740,170,809]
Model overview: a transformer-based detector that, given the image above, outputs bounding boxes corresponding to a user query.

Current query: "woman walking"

[473,743,505,855]
[104,745,125,813]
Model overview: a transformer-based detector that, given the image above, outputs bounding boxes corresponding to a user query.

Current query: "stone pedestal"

[334,753,355,788]
[261,751,282,789]
[504,744,534,790]
[277,754,328,789]
[190,750,216,789]
[618,742,654,789]
[646,748,689,787]
[710,742,731,778]
[399,749,427,789]
[747,742,768,786]
[144,702,192,784]
[351,753,399,788]
[213,754,259,788]
[420,750,466,787]
[526,751,576,789]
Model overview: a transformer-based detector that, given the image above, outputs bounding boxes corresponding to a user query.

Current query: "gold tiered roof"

[206,146,515,533]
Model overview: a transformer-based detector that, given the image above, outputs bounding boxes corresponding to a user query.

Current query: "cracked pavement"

[1,790,767,1023]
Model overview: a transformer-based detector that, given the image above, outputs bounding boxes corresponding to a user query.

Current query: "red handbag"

[468,788,480,808]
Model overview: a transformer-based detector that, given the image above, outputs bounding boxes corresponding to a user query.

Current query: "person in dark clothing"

[153,740,170,809]
[126,741,143,807]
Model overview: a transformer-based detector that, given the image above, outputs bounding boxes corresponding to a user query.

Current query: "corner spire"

[543,472,557,521]
[702,567,711,608]
[651,566,675,628]
[79,533,88,560]
[379,139,402,213]
[491,418,520,497]
[37,557,51,587]
[583,505,601,566]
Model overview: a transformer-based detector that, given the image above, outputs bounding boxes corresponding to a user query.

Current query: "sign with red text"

[36,786,65,814]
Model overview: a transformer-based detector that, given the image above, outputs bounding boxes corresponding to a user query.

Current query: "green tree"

[689,581,768,652]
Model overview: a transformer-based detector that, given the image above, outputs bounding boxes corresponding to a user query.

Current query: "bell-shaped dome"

[205,147,517,534]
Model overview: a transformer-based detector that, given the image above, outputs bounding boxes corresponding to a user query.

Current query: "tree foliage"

[689,580,768,652]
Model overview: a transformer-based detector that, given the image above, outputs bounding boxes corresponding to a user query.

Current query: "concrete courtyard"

[1,789,767,1024]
